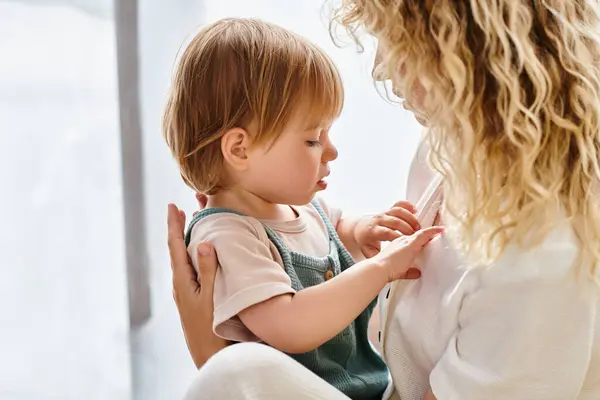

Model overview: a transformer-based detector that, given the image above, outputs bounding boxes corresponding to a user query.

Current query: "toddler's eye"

[306,140,321,147]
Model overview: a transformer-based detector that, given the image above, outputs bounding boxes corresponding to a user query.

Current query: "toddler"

[163,18,442,400]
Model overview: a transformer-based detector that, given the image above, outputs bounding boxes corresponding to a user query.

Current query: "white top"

[378,142,600,400]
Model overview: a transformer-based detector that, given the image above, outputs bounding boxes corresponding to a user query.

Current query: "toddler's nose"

[323,142,338,163]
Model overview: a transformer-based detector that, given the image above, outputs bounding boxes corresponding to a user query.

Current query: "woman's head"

[334,1,600,272]
[164,18,343,198]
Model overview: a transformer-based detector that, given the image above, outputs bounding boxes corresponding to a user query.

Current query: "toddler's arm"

[239,256,389,353]
[238,226,441,354]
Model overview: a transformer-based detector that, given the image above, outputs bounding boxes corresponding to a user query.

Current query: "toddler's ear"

[221,127,250,170]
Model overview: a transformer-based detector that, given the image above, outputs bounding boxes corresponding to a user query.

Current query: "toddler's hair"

[163,18,344,194]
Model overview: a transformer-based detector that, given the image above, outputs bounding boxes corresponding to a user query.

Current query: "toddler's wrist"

[352,215,368,244]
[365,253,391,284]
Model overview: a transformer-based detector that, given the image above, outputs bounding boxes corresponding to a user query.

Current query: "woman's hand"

[167,199,227,369]
[354,200,421,258]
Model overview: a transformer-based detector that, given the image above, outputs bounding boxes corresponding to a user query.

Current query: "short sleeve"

[187,214,295,342]
[314,196,342,228]
[429,237,598,399]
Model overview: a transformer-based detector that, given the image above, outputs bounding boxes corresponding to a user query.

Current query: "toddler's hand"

[374,226,444,282]
[354,201,420,258]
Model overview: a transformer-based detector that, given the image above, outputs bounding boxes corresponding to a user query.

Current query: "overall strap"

[310,199,356,271]
[262,226,302,290]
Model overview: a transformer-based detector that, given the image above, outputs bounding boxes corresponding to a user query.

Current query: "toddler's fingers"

[362,245,380,259]
[408,226,444,250]
[370,226,402,243]
[385,207,420,231]
[376,214,415,235]
[391,200,418,214]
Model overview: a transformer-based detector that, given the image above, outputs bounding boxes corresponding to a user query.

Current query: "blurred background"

[0,0,421,398]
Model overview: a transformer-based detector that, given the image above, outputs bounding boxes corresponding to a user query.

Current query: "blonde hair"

[163,18,343,194]
[334,1,600,276]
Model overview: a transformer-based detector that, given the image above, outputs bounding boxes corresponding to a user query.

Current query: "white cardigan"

[378,143,600,400]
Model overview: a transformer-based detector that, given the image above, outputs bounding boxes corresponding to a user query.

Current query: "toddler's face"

[243,113,338,206]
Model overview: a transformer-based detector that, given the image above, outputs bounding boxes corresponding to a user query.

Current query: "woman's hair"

[334,0,600,276]
[163,18,343,195]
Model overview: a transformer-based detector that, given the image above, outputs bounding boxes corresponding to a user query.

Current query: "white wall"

[0,3,131,399]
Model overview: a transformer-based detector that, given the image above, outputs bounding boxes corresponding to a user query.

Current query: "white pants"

[183,343,350,400]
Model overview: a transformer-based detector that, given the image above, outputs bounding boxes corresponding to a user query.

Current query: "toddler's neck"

[207,189,298,221]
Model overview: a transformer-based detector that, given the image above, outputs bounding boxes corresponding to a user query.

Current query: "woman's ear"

[221,128,251,170]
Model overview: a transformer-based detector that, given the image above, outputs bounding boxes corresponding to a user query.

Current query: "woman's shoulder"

[476,219,583,287]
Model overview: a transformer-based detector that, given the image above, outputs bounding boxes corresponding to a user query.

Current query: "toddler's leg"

[184,342,350,400]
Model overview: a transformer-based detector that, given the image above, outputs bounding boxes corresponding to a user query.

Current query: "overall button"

[325,269,334,280]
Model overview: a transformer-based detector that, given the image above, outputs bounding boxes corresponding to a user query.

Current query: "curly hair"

[333,0,600,277]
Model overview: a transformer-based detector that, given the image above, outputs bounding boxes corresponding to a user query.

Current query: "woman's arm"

[167,203,228,368]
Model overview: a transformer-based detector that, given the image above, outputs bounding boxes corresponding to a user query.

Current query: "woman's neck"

[206,188,297,221]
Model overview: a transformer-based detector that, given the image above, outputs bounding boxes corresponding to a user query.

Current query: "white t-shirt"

[378,142,600,400]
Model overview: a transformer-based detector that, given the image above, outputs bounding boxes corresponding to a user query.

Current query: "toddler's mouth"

[316,177,328,190]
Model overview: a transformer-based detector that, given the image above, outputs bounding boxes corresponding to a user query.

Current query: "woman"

[167,1,600,399]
